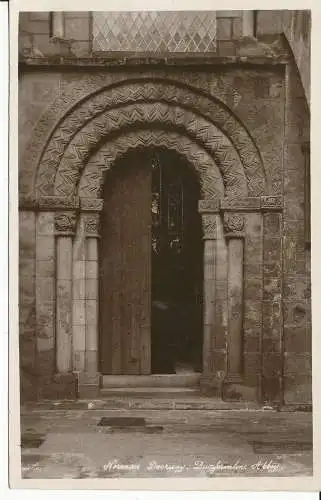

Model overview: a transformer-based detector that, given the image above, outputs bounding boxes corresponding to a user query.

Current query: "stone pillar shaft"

[56,236,73,372]
[203,238,216,374]
[243,10,255,37]
[198,200,219,378]
[55,212,76,373]
[227,238,244,377]
[77,210,101,398]
[52,12,65,38]
[224,214,245,382]
[85,237,99,374]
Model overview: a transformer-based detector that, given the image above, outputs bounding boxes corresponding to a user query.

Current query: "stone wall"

[19,211,37,401]
[282,61,311,405]
[18,9,310,111]
[19,11,244,58]
[18,39,310,405]
[19,10,310,105]
[257,10,310,105]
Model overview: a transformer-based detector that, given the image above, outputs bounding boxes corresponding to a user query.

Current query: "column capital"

[55,211,77,235]
[223,213,245,239]
[201,213,217,240]
[84,213,101,238]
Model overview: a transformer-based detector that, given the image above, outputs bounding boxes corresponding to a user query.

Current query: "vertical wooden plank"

[100,156,151,375]
[140,169,152,374]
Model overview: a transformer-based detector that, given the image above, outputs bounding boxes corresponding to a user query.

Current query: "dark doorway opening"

[150,149,203,374]
[99,147,203,376]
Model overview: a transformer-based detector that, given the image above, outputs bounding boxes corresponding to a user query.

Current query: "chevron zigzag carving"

[77,130,225,200]
[53,102,248,199]
[30,80,266,198]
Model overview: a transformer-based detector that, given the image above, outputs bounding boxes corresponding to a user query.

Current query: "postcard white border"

[7,0,321,493]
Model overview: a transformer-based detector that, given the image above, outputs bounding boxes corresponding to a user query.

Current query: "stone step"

[101,387,199,395]
[93,393,260,411]
[102,373,201,388]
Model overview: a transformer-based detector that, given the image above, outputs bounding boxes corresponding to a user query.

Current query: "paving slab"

[20,404,313,479]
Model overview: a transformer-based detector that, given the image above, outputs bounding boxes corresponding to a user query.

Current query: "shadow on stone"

[21,433,45,448]
[97,417,146,427]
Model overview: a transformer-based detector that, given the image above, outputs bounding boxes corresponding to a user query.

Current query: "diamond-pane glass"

[93,11,217,52]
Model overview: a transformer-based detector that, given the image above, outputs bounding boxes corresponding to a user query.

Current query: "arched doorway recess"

[99,148,203,376]
[28,78,273,398]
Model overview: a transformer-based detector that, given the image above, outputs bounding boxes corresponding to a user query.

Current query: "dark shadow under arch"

[99,146,203,375]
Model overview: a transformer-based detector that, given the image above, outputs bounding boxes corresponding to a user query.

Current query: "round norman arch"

[51,101,247,199]
[28,78,268,199]
[78,129,225,200]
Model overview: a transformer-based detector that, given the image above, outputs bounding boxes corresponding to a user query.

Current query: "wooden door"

[100,157,151,375]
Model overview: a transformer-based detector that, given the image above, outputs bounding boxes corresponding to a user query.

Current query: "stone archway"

[79,129,225,200]
[24,78,267,197]
[26,78,274,398]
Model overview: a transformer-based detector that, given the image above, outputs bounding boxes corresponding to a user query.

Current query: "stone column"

[261,197,283,405]
[78,208,101,397]
[224,214,245,384]
[198,201,219,384]
[55,212,77,373]
[243,10,255,37]
[52,12,65,38]
[50,11,73,55]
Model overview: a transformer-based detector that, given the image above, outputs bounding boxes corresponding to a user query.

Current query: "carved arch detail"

[51,102,247,198]
[26,78,268,199]
[78,129,225,200]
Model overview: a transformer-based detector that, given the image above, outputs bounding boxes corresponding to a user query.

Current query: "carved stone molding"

[84,214,100,237]
[221,197,261,211]
[51,102,247,199]
[260,195,283,211]
[80,130,224,200]
[54,212,77,235]
[23,79,266,198]
[201,214,217,240]
[19,194,38,210]
[80,197,104,212]
[198,199,220,214]
[223,214,245,239]
[19,195,79,211]
[39,196,79,211]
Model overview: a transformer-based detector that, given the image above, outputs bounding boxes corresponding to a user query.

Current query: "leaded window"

[92,11,217,53]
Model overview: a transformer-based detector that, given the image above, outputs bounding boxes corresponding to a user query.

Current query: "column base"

[40,373,78,400]
[223,375,258,402]
[50,36,74,56]
[199,373,224,398]
[77,372,101,399]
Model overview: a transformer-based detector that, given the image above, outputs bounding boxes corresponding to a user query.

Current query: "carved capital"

[84,213,100,237]
[224,214,244,232]
[223,214,245,239]
[201,214,217,240]
[55,212,77,235]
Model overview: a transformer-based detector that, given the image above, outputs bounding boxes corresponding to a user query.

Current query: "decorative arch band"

[51,101,247,199]
[78,129,225,200]
[29,78,268,199]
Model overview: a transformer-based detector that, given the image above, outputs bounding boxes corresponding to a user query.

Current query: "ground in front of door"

[20,402,312,479]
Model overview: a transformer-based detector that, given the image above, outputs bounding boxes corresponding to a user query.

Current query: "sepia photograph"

[12,4,317,488]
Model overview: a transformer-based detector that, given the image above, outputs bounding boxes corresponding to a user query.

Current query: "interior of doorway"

[99,146,203,376]
[150,149,203,375]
